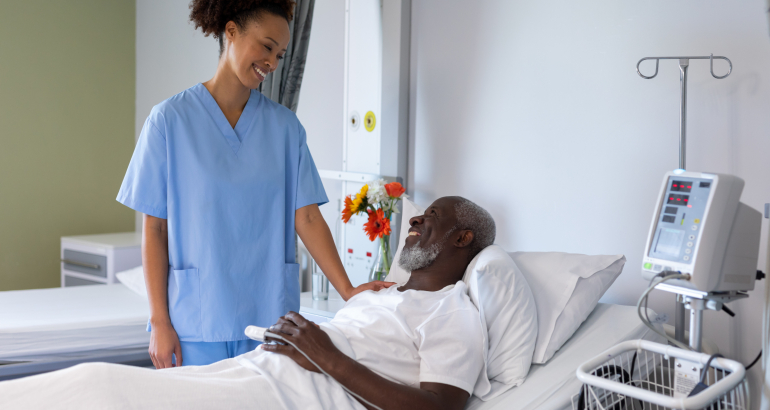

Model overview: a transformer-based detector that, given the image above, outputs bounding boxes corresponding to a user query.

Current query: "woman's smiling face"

[223,13,290,89]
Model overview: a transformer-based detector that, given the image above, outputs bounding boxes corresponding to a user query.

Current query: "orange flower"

[342,195,354,223]
[363,208,391,241]
[384,182,406,199]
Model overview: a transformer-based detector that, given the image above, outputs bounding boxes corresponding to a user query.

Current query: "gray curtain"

[259,0,315,113]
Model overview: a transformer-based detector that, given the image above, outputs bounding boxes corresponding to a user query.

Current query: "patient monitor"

[642,170,762,294]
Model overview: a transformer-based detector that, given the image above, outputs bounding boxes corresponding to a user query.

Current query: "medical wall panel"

[343,0,383,175]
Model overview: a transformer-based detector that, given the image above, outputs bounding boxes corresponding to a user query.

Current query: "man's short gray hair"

[454,198,496,260]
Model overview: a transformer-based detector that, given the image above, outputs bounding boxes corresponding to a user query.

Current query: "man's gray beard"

[398,240,443,272]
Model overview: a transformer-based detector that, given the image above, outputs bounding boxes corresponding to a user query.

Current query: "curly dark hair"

[189,0,296,54]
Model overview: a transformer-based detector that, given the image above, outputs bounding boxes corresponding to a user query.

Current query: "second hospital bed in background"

[0,284,152,380]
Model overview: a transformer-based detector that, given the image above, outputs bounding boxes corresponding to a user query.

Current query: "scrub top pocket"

[168,268,202,340]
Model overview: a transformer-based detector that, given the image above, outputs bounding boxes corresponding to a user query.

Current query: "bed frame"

[0,347,152,381]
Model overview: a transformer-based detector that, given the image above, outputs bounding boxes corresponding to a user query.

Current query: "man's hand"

[342,280,396,301]
[263,313,470,410]
[262,312,343,373]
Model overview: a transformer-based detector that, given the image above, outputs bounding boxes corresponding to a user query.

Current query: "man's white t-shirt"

[320,280,485,395]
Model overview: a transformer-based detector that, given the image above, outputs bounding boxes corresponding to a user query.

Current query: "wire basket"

[573,340,748,410]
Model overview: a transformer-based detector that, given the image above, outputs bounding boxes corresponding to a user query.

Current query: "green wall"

[0,1,136,290]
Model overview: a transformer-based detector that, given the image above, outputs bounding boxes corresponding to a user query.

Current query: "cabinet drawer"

[64,275,103,287]
[62,249,107,278]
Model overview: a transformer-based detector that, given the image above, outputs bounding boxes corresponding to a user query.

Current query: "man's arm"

[327,357,469,410]
[262,312,470,410]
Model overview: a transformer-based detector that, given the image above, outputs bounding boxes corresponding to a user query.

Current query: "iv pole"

[636,54,732,348]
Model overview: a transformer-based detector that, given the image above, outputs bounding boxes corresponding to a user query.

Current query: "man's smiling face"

[399,197,461,272]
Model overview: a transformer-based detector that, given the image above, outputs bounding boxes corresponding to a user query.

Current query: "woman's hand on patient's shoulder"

[344,281,396,300]
[149,320,182,369]
[262,312,344,373]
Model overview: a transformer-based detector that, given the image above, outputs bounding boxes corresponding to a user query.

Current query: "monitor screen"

[648,176,712,265]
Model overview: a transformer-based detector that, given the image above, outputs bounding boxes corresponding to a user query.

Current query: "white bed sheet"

[466,303,665,410]
[0,284,150,361]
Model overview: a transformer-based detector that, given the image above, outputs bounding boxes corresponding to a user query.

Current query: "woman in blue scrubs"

[118,0,392,369]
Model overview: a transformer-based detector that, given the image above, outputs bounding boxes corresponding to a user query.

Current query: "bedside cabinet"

[61,232,142,287]
[299,291,346,323]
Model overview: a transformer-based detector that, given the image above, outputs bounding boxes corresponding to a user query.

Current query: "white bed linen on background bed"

[465,303,665,410]
[0,284,150,361]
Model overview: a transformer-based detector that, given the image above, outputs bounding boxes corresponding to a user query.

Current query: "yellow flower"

[349,185,368,214]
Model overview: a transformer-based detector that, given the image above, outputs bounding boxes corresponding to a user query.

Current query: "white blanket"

[0,349,364,410]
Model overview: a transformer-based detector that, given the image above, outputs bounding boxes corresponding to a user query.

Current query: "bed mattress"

[0,284,150,361]
[466,303,665,410]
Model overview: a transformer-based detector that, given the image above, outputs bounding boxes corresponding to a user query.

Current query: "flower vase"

[368,235,392,282]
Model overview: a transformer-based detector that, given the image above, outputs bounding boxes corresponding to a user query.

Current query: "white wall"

[408,0,770,404]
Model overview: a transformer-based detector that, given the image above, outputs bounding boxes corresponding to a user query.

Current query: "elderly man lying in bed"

[1,196,497,410]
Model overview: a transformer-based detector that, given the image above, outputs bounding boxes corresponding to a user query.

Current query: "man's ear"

[456,230,474,248]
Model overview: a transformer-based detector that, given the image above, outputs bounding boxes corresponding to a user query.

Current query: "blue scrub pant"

[177,339,262,366]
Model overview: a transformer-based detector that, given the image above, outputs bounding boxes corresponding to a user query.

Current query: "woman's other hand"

[343,280,396,301]
[149,320,182,368]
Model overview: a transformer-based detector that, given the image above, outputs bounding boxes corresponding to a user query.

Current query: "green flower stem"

[380,235,391,281]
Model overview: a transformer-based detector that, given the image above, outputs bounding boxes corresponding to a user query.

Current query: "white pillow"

[384,198,423,284]
[463,245,538,400]
[116,265,148,298]
[508,252,625,364]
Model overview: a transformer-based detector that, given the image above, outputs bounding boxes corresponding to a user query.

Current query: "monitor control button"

[683,256,690,261]
[687,242,693,247]
[689,235,695,240]
[691,225,698,230]
[653,264,662,271]
[685,249,692,254]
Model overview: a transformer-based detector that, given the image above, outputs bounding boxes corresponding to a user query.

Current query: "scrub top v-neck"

[117,83,328,342]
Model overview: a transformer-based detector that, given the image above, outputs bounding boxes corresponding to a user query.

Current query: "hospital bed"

[0,278,663,410]
[0,284,151,381]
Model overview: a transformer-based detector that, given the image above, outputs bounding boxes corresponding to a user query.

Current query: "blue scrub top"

[117,83,328,342]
